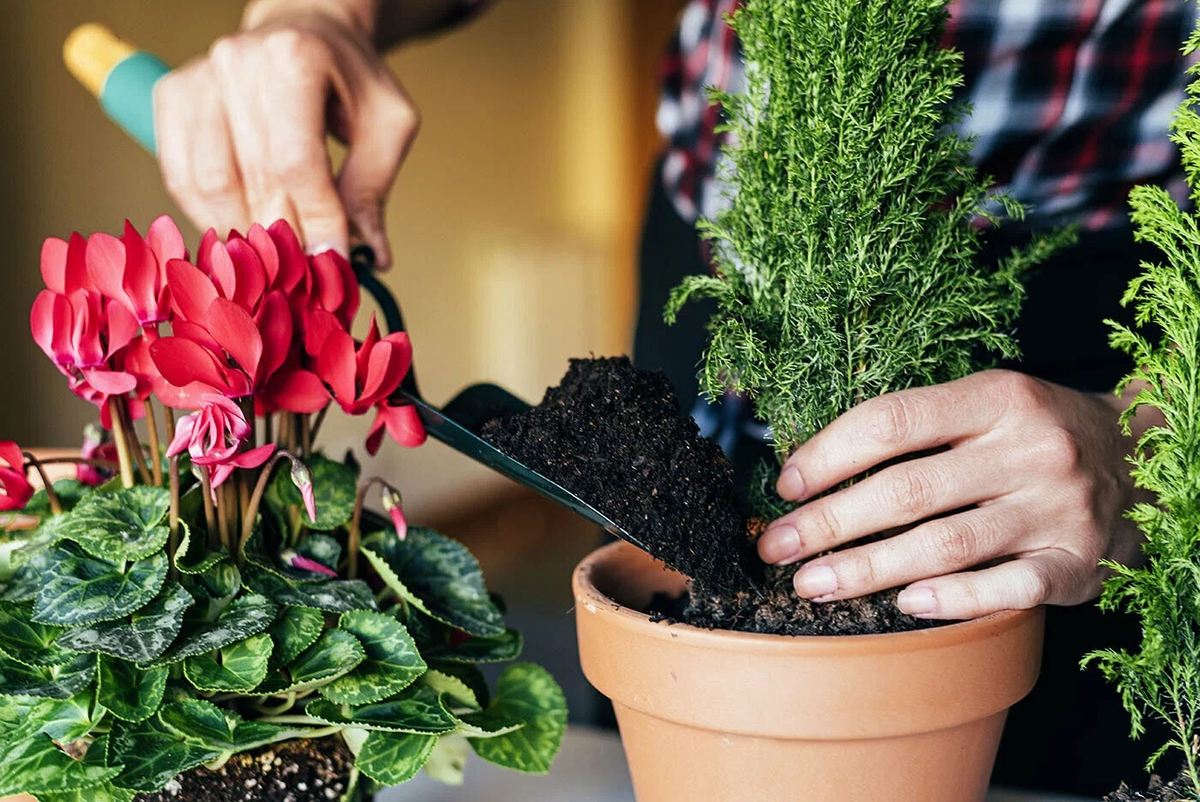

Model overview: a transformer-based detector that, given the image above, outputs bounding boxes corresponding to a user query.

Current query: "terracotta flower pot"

[573,541,1045,802]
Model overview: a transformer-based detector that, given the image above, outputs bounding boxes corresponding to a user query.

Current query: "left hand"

[756,369,1153,620]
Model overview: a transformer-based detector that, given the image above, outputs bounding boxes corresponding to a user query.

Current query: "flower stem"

[238,449,298,564]
[168,456,180,580]
[301,414,312,459]
[218,482,232,555]
[309,407,329,445]
[21,453,61,515]
[348,477,389,580]
[164,405,176,442]
[145,398,164,487]
[108,399,136,488]
[34,457,120,469]
[263,412,274,447]
[200,468,218,549]
[119,399,152,486]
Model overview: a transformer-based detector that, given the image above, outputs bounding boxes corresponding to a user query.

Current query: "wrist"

[242,0,378,39]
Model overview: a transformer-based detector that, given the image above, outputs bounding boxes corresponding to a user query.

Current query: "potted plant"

[0,216,565,801]
[551,0,1074,798]
[1088,18,1200,802]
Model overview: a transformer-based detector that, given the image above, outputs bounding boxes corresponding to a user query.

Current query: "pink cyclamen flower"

[380,486,407,541]
[281,550,337,578]
[167,395,275,490]
[290,461,317,523]
[78,424,118,487]
[0,442,32,512]
[366,402,427,457]
[84,216,186,328]
[314,313,414,415]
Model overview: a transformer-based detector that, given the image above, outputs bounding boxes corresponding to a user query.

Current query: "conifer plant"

[1085,16,1200,799]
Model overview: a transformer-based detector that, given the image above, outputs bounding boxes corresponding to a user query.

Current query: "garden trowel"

[62,23,646,550]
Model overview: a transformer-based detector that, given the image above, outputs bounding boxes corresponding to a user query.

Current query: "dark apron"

[630,163,1169,795]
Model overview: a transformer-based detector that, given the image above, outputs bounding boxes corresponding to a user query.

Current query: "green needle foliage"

[1084,17,1200,795]
[664,0,1074,460]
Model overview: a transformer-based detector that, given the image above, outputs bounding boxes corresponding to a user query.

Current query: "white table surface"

[380,727,1093,802]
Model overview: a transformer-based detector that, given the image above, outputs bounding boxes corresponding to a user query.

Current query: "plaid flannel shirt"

[658,0,1198,231]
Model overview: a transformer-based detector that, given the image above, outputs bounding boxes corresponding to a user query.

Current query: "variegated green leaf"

[0,601,73,666]
[268,605,324,667]
[245,567,376,612]
[424,733,470,786]
[306,685,458,734]
[56,486,170,561]
[98,656,166,722]
[0,732,120,796]
[32,693,99,743]
[423,666,484,711]
[10,513,74,568]
[183,632,273,692]
[253,628,365,696]
[362,528,504,637]
[172,520,226,575]
[33,546,168,627]
[149,592,276,666]
[23,479,92,520]
[55,582,193,663]
[467,663,566,773]
[270,454,357,531]
[296,533,342,572]
[158,699,303,752]
[2,548,63,603]
[108,715,219,793]
[0,653,94,699]
[424,628,523,664]
[321,610,425,705]
[35,781,136,802]
[355,731,438,786]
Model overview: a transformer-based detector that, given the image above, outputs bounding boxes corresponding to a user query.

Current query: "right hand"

[152,0,420,268]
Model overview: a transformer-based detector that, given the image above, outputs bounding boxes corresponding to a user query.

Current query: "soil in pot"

[481,356,935,636]
[1105,775,1195,802]
[133,737,358,802]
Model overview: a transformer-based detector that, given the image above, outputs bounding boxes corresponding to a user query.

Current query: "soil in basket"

[481,356,936,636]
[1105,774,1195,801]
[134,736,357,802]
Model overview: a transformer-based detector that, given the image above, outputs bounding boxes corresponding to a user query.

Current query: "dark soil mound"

[483,356,936,636]
[1105,774,1195,801]
[134,737,355,802]
[480,356,756,593]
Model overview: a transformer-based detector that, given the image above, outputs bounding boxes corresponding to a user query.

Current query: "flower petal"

[167,258,219,323]
[231,443,276,469]
[120,220,161,323]
[82,369,137,395]
[256,292,293,378]
[315,328,356,407]
[207,297,263,380]
[227,237,267,312]
[85,232,127,303]
[150,337,229,391]
[268,220,308,294]
[40,237,69,294]
[266,369,331,414]
[383,403,426,448]
[248,224,280,289]
[147,215,187,266]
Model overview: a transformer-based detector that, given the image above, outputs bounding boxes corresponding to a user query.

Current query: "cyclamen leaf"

[424,733,471,786]
[423,666,485,711]
[0,732,121,796]
[98,655,167,722]
[0,600,73,666]
[183,632,273,692]
[270,454,357,531]
[253,628,365,696]
[150,593,277,665]
[362,528,504,637]
[108,716,219,793]
[158,699,300,752]
[33,693,99,743]
[23,479,92,519]
[172,520,227,575]
[35,781,136,802]
[306,685,459,734]
[355,731,438,786]
[0,653,95,699]
[245,566,376,612]
[320,610,426,705]
[10,513,74,568]
[195,561,242,600]
[33,547,168,627]
[57,486,171,561]
[467,663,567,773]
[424,628,523,664]
[296,533,342,572]
[268,606,325,667]
[55,581,193,663]
[2,548,61,602]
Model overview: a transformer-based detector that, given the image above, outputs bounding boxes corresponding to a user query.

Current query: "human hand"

[153,0,420,267]
[756,370,1156,620]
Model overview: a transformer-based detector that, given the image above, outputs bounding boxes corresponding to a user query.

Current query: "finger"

[894,549,1085,620]
[759,441,1019,565]
[789,504,1024,602]
[337,77,418,271]
[154,64,250,235]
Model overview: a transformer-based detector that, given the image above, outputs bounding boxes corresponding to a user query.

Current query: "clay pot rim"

[574,540,1036,655]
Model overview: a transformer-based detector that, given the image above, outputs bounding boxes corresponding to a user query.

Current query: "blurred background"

[0,0,687,720]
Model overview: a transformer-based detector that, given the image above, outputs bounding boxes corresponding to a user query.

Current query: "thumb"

[338,80,420,270]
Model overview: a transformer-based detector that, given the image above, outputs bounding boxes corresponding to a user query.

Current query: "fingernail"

[897,586,937,616]
[794,565,838,599]
[758,525,801,564]
[307,241,348,258]
[777,465,805,500]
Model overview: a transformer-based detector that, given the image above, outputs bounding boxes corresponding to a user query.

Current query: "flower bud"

[281,549,338,578]
[381,485,406,541]
[290,461,317,522]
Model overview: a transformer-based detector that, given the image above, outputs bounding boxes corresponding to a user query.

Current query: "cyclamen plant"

[0,217,566,801]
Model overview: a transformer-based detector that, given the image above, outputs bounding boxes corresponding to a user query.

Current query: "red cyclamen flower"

[166,395,275,490]
[0,442,32,512]
[85,216,186,329]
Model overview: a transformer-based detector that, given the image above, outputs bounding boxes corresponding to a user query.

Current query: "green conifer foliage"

[664,0,1072,459]
[1085,19,1200,795]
